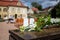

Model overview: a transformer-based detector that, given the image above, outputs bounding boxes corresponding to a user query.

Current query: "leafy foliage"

[35,17,45,31]
[48,2,60,18]
[34,15,52,32]
[31,2,42,10]
[45,15,52,25]
[55,2,60,18]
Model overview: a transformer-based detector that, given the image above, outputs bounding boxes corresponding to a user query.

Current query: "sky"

[20,0,60,9]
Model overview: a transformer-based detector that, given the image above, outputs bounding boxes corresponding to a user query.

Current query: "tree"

[31,2,42,10]
[50,7,56,18]
[50,2,60,18]
[55,2,60,18]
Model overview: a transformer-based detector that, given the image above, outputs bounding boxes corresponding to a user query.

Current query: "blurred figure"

[3,15,8,22]
[7,15,14,23]
[15,14,24,28]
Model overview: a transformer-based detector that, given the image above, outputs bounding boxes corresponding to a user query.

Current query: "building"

[0,0,28,18]
[28,7,38,14]
[28,8,34,14]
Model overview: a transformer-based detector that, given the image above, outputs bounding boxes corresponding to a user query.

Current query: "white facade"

[0,6,8,18]
[28,8,34,14]
[0,6,28,18]
[8,6,28,18]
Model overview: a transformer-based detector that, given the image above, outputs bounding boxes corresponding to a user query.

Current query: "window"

[18,8,20,11]
[17,8,20,13]
[11,8,15,13]
[12,8,14,11]
[3,8,8,12]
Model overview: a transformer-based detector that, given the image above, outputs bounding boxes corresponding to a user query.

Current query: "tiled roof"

[32,7,38,11]
[0,1,24,7]
[1,0,18,1]
[0,1,17,6]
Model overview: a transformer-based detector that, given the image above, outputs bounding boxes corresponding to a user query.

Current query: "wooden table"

[9,27,60,40]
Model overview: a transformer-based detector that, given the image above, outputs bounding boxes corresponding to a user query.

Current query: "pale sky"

[20,0,60,9]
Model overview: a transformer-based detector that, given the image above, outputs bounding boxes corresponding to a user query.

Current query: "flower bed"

[18,15,60,32]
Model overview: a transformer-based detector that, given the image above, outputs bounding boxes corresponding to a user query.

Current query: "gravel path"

[0,22,18,40]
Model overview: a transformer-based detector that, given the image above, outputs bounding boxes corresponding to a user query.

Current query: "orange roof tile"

[0,1,24,7]
[32,7,38,11]
[1,0,18,1]
[0,1,17,6]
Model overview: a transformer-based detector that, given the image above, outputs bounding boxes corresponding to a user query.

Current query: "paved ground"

[0,22,18,40]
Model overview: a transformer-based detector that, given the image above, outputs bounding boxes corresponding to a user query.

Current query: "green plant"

[19,15,52,32]
[19,26,25,32]
[34,15,52,32]
[45,15,52,25]
[31,2,42,11]
[34,17,46,32]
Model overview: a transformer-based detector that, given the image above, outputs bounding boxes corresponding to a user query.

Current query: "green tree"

[31,2,42,10]
[49,2,60,18]
[55,2,60,18]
